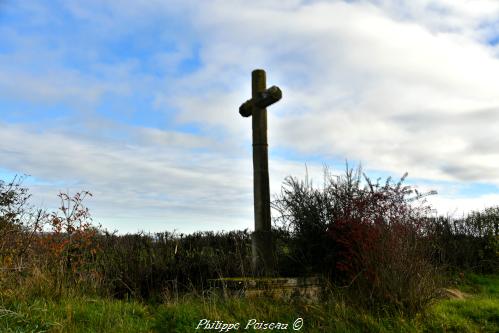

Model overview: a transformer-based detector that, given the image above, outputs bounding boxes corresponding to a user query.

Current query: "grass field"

[421,274,499,332]
[0,273,497,332]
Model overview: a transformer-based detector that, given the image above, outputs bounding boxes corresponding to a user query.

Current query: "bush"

[94,230,253,300]
[0,176,44,272]
[36,191,102,294]
[272,164,440,314]
[430,207,499,273]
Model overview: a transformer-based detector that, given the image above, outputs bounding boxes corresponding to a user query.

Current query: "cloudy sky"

[1,0,499,234]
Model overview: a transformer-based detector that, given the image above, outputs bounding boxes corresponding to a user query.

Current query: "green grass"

[152,297,413,333]
[458,273,499,295]
[0,297,153,333]
[0,274,497,332]
[419,274,499,333]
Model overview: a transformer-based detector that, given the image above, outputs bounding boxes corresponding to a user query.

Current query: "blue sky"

[1,0,499,233]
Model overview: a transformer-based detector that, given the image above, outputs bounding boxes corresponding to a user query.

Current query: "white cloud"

[427,193,499,218]
[161,0,499,186]
[0,122,327,233]
[2,0,499,232]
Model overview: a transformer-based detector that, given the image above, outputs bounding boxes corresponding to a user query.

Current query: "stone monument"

[208,71,322,301]
[239,69,282,276]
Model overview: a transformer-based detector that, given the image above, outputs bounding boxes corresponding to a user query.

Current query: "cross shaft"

[239,69,282,276]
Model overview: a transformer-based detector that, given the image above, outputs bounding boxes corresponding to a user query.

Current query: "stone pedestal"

[208,276,323,302]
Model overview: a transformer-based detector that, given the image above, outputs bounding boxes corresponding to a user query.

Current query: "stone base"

[208,276,323,302]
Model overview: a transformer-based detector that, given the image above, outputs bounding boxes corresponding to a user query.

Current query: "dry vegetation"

[0,166,497,331]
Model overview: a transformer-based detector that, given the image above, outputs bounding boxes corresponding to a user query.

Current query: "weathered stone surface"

[209,277,324,302]
[239,69,282,276]
[239,86,282,117]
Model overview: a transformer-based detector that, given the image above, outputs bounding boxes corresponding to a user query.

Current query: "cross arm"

[239,85,282,117]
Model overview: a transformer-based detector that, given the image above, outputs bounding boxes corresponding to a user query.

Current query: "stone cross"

[239,69,282,276]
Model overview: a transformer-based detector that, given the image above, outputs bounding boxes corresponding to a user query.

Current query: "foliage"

[272,164,439,314]
[429,208,499,273]
[94,230,253,299]
[0,176,44,271]
[37,191,102,294]
[0,170,497,325]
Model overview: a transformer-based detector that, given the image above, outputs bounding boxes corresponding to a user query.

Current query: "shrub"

[0,176,44,272]
[430,207,499,273]
[271,167,338,275]
[37,191,102,293]
[272,164,440,314]
[94,230,253,299]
